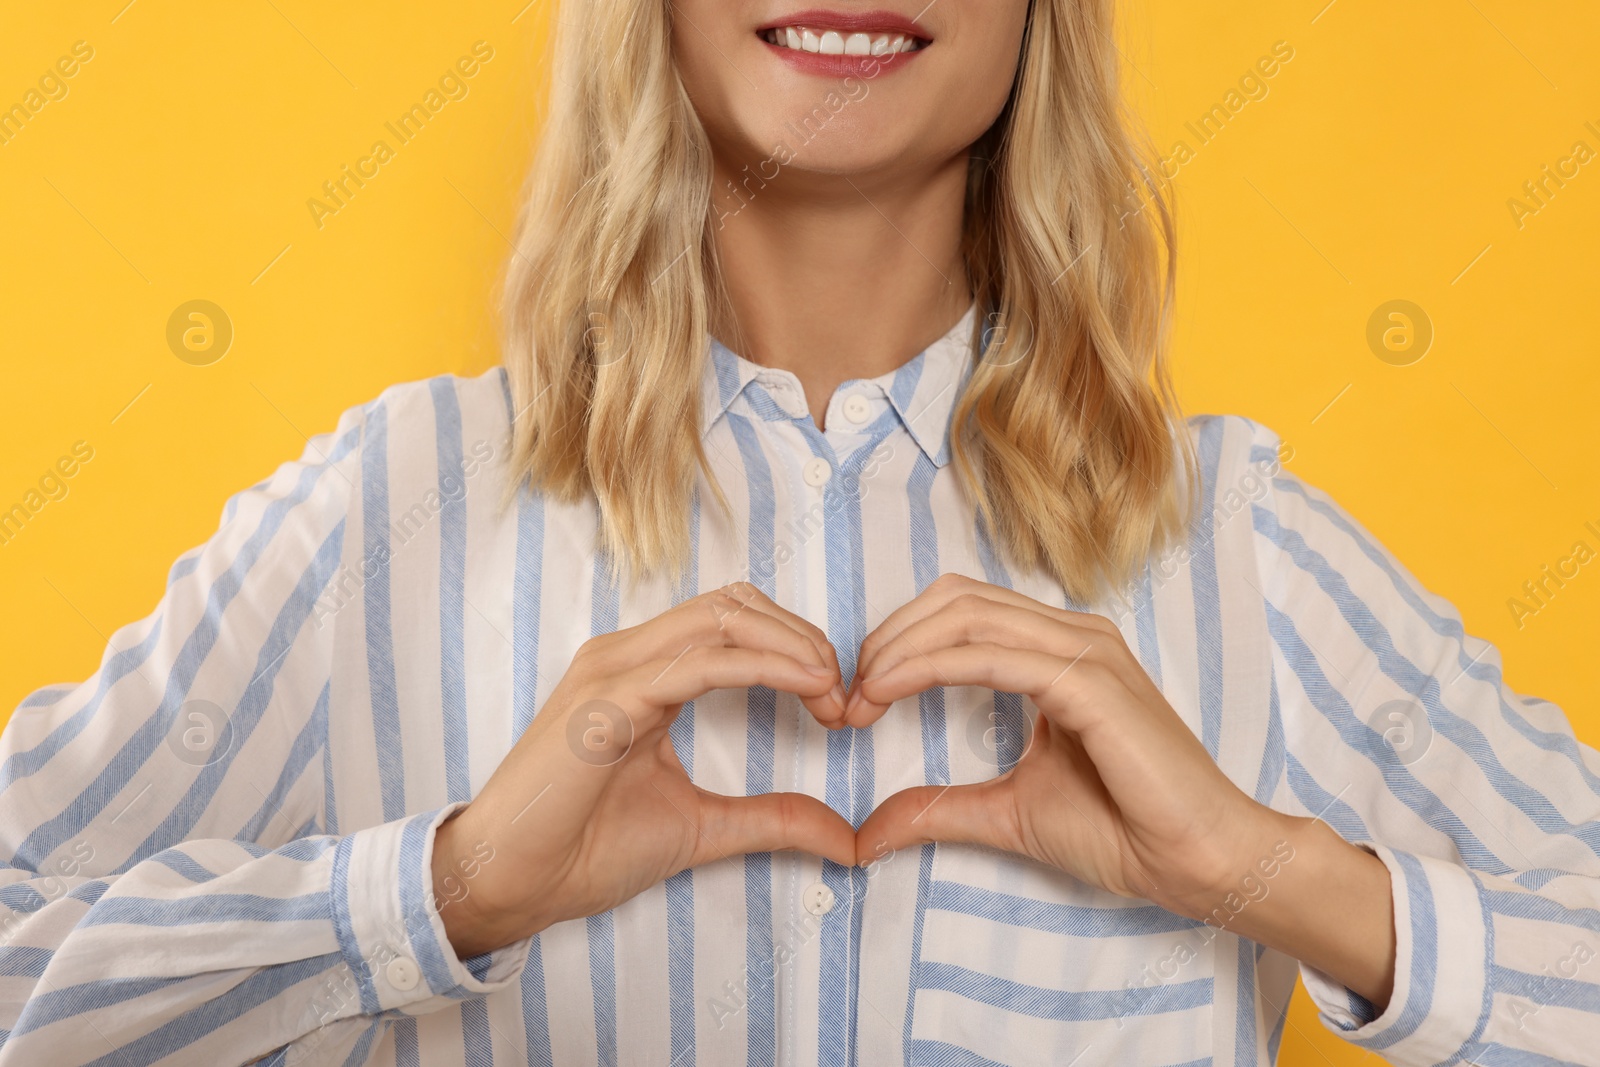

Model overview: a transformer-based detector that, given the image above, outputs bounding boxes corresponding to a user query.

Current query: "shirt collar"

[699,301,981,468]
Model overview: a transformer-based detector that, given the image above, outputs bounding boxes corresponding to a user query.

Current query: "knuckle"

[951,591,991,617]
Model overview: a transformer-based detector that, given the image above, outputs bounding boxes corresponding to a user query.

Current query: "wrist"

[1166,801,1303,925]
[431,806,517,959]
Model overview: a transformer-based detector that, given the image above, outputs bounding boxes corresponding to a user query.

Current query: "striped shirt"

[3,302,1599,1066]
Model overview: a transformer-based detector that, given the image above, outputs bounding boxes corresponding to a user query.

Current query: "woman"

[1,0,1595,1064]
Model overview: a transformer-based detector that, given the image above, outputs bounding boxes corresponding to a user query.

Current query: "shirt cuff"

[330,802,533,1017]
[1300,843,1492,1066]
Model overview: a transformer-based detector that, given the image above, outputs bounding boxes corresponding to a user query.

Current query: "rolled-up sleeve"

[1244,416,1600,1066]
[0,402,528,1065]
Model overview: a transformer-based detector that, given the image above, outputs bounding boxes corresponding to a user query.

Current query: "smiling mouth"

[758,26,931,55]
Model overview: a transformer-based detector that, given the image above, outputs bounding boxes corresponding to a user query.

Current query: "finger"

[854,780,1021,862]
[847,598,1106,727]
[712,581,842,680]
[851,643,1120,733]
[692,790,858,868]
[623,645,840,721]
[855,574,1118,681]
[694,596,847,725]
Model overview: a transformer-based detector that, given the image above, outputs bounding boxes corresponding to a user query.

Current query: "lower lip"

[758,37,928,78]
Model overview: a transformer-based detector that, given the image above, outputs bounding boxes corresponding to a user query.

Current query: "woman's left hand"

[848,572,1285,922]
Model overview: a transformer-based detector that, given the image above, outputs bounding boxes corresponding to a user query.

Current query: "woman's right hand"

[428,582,855,958]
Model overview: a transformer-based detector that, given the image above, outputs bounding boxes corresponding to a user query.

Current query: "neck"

[707,152,974,431]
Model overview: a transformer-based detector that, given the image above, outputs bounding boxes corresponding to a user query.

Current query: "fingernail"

[803,663,832,677]
[831,684,847,710]
[844,688,862,719]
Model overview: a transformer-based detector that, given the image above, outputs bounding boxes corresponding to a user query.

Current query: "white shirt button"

[802,881,836,917]
[385,956,421,992]
[842,394,872,424]
[802,457,832,488]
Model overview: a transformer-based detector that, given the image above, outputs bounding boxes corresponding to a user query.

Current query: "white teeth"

[764,25,925,55]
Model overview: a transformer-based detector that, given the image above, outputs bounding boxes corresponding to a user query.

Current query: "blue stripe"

[363,401,407,823]
[1133,564,1164,689]
[462,995,493,1067]
[666,490,701,1066]
[521,938,553,1066]
[510,475,553,1066]
[1233,936,1257,1066]
[1490,963,1600,1011]
[1251,673,1286,805]
[729,413,777,1063]
[78,891,330,927]
[1283,752,1370,840]
[1257,500,1600,858]
[394,1017,419,1067]
[1190,417,1226,759]
[239,680,331,842]
[397,810,477,1000]
[18,685,74,710]
[330,832,381,1016]
[0,621,164,792]
[1342,850,1436,1050]
[28,951,343,1059]
[5,426,360,851]
[925,880,1203,937]
[125,520,348,870]
[431,378,473,805]
[906,1038,1014,1067]
[1484,887,1600,928]
[0,945,51,978]
[903,449,946,1062]
[973,512,1025,774]
[807,386,908,1065]
[511,480,547,741]
[1265,599,1507,872]
[586,537,621,1067]
[917,960,1213,1020]
[1265,469,1600,798]
[338,1019,384,1067]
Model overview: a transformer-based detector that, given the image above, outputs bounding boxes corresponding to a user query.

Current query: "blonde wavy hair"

[498,0,1195,607]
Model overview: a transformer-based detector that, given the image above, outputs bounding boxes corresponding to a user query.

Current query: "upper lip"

[756,9,934,41]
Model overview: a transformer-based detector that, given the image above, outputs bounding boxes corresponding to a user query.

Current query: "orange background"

[2,2,1597,1063]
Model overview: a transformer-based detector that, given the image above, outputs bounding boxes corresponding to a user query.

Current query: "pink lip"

[756,9,932,78]
[756,8,933,40]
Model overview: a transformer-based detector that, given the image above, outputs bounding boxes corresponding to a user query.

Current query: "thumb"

[693,791,858,869]
[855,780,1020,865]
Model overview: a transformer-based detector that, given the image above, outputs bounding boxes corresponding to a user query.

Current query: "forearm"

[1173,807,1397,1010]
